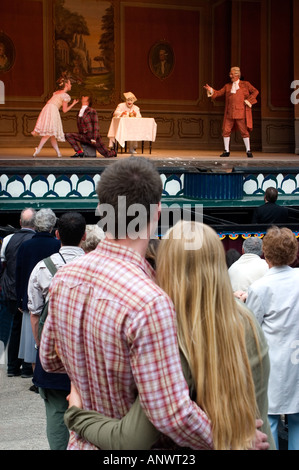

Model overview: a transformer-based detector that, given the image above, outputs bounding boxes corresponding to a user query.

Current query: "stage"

[1,147,299,247]
[0,147,299,171]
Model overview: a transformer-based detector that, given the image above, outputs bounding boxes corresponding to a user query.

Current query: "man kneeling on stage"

[65,95,117,159]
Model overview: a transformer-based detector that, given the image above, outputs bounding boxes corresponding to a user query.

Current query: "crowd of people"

[0,157,298,451]
[0,209,105,449]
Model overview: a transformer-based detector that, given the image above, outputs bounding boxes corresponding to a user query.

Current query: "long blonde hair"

[156,221,259,449]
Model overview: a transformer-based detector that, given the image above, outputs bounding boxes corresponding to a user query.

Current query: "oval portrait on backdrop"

[0,33,16,73]
[149,41,175,80]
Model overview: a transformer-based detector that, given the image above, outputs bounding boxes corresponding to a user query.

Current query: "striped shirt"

[40,239,212,450]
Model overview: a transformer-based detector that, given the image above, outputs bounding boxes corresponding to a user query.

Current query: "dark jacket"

[0,229,35,300]
[252,202,289,225]
[15,232,60,311]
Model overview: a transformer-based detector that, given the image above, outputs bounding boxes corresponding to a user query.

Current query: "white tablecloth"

[107,117,157,148]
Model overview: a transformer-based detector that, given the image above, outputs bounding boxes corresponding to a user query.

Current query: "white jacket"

[246,266,299,414]
[228,253,268,292]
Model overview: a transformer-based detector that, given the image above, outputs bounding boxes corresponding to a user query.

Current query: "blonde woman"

[32,78,78,157]
[64,221,275,450]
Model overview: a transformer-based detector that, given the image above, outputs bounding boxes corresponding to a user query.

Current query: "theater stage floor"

[1,147,299,233]
[0,147,298,170]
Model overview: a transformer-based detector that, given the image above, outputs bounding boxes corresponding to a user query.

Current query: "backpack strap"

[38,257,58,340]
[43,256,58,277]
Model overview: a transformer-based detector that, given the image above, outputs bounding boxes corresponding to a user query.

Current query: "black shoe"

[220,151,230,157]
[7,371,21,377]
[29,385,39,393]
[71,152,84,158]
[21,372,33,378]
[247,151,253,158]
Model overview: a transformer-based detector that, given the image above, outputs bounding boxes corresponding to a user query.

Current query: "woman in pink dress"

[32,78,79,157]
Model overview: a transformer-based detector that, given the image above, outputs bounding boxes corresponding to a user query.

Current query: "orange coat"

[211,80,259,132]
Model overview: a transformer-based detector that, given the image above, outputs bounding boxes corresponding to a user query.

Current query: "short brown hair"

[265,187,278,203]
[81,93,93,107]
[96,157,162,238]
[262,226,298,266]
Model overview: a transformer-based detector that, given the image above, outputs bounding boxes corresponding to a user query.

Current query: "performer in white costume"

[113,92,141,154]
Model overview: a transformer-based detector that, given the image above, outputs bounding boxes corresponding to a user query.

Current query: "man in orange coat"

[204,67,259,158]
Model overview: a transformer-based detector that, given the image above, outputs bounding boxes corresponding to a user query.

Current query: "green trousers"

[39,388,69,450]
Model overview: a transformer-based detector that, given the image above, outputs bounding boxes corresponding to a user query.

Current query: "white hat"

[123,92,137,102]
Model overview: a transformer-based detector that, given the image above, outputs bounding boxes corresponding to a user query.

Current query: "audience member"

[81,224,105,253]
[40,157,216,450]
[0,208,36,377]
[228,237,268,293]
[113,92,141,154]
[27,212,86,450]
[145,238,160,269]
[252,187,288,225]
[246,226,299,450]
[16,208,60,390]
[64,221,274,450]
[225,248,241,268]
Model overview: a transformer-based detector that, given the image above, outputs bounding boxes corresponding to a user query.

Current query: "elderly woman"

[81,224,105,253]
[246,226,299,450]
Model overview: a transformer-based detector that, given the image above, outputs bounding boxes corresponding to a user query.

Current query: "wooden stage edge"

[1,148,299,171]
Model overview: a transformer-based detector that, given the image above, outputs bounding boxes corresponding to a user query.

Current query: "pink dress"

[32,92,71,141]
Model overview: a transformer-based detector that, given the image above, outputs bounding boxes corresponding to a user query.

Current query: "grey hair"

[243,237,263,256]
[34,208,57,232]
[81,224,105,252]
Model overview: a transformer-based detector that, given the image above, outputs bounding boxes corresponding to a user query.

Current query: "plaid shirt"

[40,239,212,450]
[77,107,99,141]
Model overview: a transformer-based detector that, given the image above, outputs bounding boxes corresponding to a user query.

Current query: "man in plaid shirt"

[65,95,117,159]
[40,158,268,450]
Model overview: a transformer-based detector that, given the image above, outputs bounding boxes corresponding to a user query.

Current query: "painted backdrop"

[55,0,114,104]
